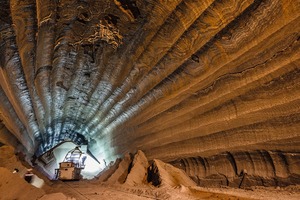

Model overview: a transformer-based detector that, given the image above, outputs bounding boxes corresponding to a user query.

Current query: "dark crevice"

[34,65,52,79]
[56,81,68,91]
[191,54,200,63]
[104,14,120,26]
[147,161,161,187]
[278,151,291,174]
[117,0,140,19]
[227,151,238,176]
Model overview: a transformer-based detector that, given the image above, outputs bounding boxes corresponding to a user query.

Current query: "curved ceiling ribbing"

[0,0,299,163]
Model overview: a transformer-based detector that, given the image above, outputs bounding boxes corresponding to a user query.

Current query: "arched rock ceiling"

[0,0,299,162]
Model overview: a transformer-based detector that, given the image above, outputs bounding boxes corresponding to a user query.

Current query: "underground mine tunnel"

[0,0,299,199]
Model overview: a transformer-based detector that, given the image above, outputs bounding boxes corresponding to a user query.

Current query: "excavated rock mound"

[0,145,55,189]
[125,150,149,186]
[96,150,300,190]
[0,145,27,173]
[0,167,45,200]
[96,150,196,189]
[38,193,76,200]
[147,159,197,188]
[106,153,132,184]
[95,158,122,182]
[0,145,75,200]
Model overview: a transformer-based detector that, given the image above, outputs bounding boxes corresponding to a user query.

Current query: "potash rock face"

[0,0,299,186]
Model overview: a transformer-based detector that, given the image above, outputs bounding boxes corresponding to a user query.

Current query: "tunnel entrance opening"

[36,141,102,180]
[55,146,87,180]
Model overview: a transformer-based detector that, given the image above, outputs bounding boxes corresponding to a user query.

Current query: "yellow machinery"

[56,146,87,180]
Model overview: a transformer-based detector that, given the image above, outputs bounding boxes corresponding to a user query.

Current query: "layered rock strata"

[171,150,300,187]
[0,0,299,185]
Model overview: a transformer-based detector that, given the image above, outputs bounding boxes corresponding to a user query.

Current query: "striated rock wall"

[0,0,299,185]
[170,150,300,187]
[111,0,300,162]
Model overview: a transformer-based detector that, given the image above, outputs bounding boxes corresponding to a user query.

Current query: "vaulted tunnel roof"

[0,0,299,163]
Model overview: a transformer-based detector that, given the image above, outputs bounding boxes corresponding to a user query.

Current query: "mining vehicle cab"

[55,146,87,180]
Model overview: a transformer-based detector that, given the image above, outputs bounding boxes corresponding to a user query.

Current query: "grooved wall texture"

[0,0,299,178]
